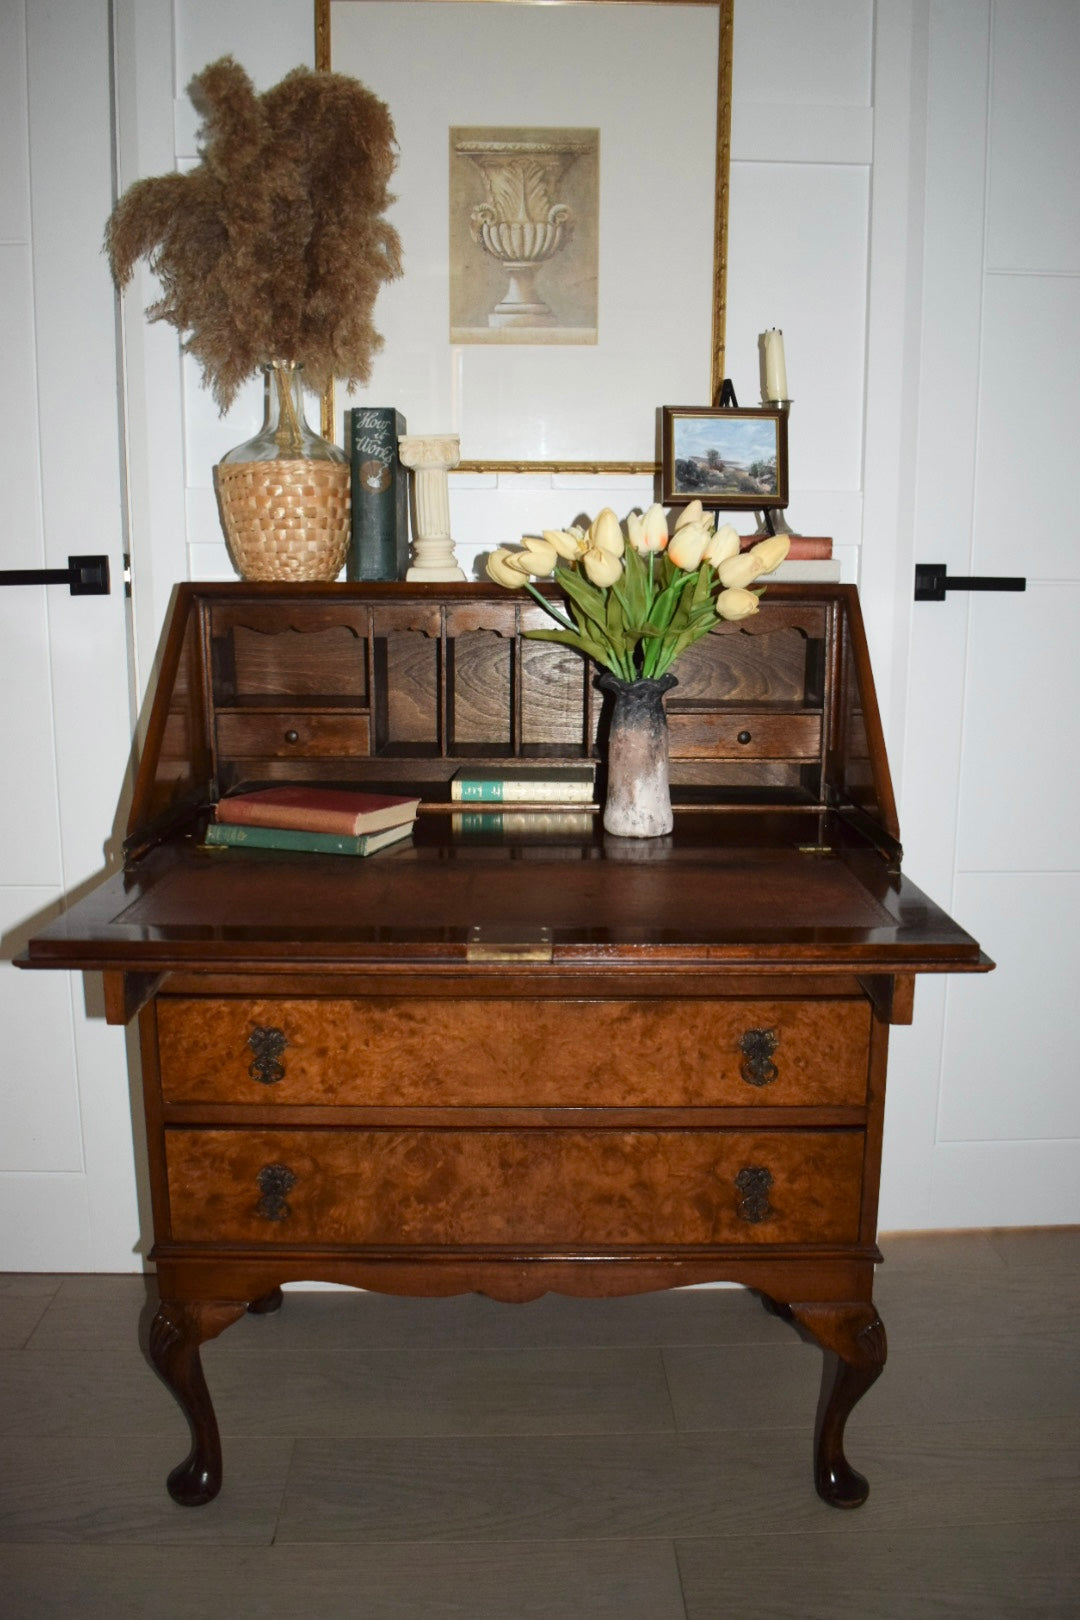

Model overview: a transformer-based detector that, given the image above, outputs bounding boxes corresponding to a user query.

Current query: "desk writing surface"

[23,811,983,972]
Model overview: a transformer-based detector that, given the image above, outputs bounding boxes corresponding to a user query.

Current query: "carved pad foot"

[148,1299,248,1505]
[784,1301,887,1509]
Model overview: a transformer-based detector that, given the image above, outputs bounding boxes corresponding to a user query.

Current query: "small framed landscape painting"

[661,406,789,510]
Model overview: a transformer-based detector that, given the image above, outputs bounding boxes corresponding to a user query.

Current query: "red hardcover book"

[215,786,421,836]
[739,534,833,559]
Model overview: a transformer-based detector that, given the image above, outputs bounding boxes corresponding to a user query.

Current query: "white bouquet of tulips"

[486,501,789,681]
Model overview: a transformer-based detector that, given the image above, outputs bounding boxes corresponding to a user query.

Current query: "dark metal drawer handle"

[248,1025,288,1085]
[256,1163,297,1222]
[739,1027,779,1086]
[735,1165,775,1224]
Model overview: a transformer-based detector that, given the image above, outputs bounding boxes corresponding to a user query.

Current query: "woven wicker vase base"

[215,459,350,582]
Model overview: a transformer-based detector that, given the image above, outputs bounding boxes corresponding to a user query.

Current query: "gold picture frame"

[316,0,733,475]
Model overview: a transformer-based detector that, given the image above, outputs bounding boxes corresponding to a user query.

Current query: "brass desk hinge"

[466,925,553,963]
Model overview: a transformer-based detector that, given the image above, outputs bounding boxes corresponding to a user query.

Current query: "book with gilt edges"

[215,786,420,836]
[347,406,409,581]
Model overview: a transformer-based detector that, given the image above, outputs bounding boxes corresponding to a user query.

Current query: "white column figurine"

[397,434,466,582]
[763,329,788,401]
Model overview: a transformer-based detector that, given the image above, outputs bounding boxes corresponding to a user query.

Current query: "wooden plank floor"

[0,1229,1077,1618]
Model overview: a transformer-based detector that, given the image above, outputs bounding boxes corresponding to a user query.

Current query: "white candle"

[764,329,788,400]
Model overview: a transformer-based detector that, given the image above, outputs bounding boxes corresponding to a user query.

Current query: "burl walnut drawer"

[164,1127,864,1247]
[215,711,370,758]
[155,998,871,1109]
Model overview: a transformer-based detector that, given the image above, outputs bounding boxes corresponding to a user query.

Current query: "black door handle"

[0,555,110,595]
[915,563,1025,602]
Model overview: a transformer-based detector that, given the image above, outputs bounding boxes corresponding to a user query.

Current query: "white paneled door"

[881,0,1080,1228]
[0,1,140,1269]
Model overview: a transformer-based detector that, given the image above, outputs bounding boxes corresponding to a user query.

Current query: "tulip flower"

[626,503,669,555]
[667,521,713,571]
[673,499,706,532]
[746,534,790,573]
[590,507,625,557]
[487,547,526,587]
[543,527,587,560]
[582,545,623,587]
[505,537,558,578]
[717,550,763,590]
[715,586,761,621]
[703,523,741,566]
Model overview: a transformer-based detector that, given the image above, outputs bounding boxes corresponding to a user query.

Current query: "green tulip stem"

[523,581,577,634]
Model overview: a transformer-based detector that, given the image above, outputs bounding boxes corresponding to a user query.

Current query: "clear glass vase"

[598,672,678,837]
[215,361,350,582]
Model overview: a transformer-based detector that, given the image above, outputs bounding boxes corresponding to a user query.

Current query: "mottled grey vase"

[599,672,677,838]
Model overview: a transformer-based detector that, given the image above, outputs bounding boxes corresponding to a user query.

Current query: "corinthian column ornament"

[397,435,466,582]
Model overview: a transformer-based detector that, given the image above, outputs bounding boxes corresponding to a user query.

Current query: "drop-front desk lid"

[20,809,989,976]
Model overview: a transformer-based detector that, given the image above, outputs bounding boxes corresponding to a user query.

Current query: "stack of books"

[206,787,421,857]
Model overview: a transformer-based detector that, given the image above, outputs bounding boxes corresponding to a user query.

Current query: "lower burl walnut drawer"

[164,1127,864,1247]
[156,997,871,1109]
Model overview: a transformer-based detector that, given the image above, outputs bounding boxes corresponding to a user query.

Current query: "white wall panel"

[986,0,1080,271]
[727,163,868,489]
[929,1139,1080,1228]
[973,275,1080,577]
[955,585,1080,871]
[0,890,83,1173]
[0,1174,94,1272]
[733,0,872,105]
[939,873,1080,1142]
[0,3,31,239]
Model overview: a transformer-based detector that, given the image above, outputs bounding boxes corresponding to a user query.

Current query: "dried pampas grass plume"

[105,56,403,411]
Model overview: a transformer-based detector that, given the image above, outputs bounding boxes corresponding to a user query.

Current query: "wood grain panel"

[164,1127,864,1247]
[156,998,870,1108]
[215,712,370,759]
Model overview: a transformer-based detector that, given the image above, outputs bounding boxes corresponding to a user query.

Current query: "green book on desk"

[204,821,414,857]
[450,764,596,803]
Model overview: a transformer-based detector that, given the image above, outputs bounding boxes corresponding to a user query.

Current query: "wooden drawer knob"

[255,1163,297,1222]
[248,1025,288,1086]
[738,1026,779,1086]
[735,1165,775,1224]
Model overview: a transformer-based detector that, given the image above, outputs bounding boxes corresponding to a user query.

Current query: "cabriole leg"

[786,1302,887,1509]
[148,1298,248,1505]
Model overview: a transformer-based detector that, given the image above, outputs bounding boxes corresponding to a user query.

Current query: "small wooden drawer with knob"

[215,710,370,759]
[163,1126,865,1248]
[667,711,821,759]
[154,997,871,1110]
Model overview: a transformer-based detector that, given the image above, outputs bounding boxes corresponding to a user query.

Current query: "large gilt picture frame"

[316,0,733,475]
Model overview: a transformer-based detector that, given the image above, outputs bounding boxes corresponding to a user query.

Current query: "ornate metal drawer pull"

[255,1163,297,1222]
[248,1025,288,1085]
[738,1026,779,1086]
[735,1165,775,1224]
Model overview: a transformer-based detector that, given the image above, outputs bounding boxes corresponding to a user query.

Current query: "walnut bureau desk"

[18,582,990,1509]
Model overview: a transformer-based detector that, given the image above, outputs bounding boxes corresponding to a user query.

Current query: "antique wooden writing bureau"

[20,581,989,1509]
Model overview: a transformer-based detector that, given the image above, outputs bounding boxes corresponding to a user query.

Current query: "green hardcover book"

[450,764,596,803]
[347,407,409,580]
[204,820,414,857]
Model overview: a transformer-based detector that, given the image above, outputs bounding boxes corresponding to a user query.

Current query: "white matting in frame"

[327,1,719,466]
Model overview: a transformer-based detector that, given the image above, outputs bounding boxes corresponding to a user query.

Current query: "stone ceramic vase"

[599,672,678,837]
